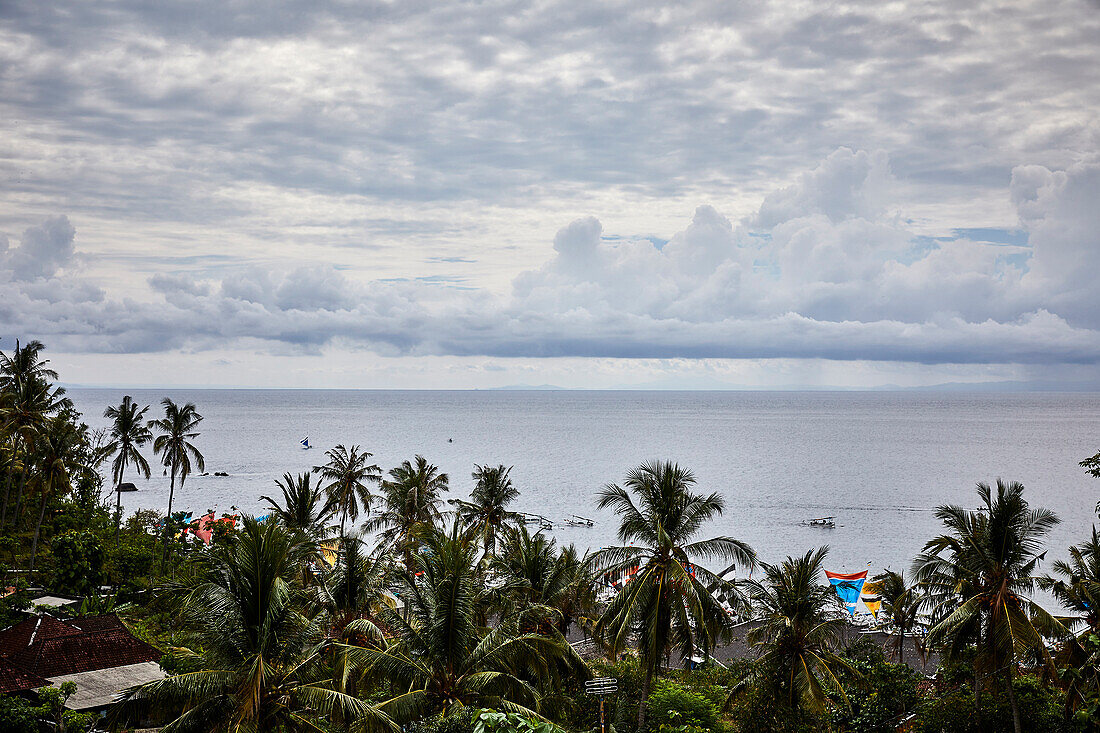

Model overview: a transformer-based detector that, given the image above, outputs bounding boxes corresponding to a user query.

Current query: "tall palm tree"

[260,471,335,538]
[1039,526,1100,636]
[913,479,1066,733]
[1,378,69,528]
[494,525,594,636]
[343,525,588,723]
[592,460,755,728]
[28,416,89,573]
[452,464,520,556]
[728,548,855,717]
[150,398,204,572]
[1039,527,1100,721]
[314,536,392,642]
[873,569,924,666]
[107,517,393,733]
[0,339,59,391]
[313,445,381,544]
[104,396,152,546]
[366,456,449,570]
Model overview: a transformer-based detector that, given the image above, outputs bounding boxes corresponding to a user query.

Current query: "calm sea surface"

[67,389,1100,579]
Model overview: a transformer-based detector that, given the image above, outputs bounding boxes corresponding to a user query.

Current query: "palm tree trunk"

[340,504,347,544]
[637,665,653,729]
[973,663,981,716]
[160,466,177,574]
[1,441,15,527]
[28,488,49,574]
[12,468,28,529]
[114,464,125,548]
[1006,669,1021,733]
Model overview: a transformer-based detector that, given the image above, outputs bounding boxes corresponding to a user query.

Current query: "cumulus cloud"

[1012,160,1100,327]
[2,150,1098,369]
[1,216,76,280]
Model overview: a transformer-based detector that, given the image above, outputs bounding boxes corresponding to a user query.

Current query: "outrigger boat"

[519,512,553,530]
[564,514,594,527]
[802,516,836,528]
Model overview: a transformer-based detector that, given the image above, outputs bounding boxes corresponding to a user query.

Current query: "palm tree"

[0,339,59,391]
[366,456,449,570]
[452,464,520,556]
[150,399,204,572]
[260,471,335,538]
[1039,526,1100,636]
[314,535,392,641]
[729,548,855,718]
[0,339,65,530]
[495,524,595,636]
[313,445,381,544]
[28,416,89,573]
[592,460,755,728]
[913,479,1066,733]
[342,525,588,722]
[873,569,924,666]
[104,396,152,546]
[1039,527,1100,721]
[107,517,393,733]
[0,378,69,528]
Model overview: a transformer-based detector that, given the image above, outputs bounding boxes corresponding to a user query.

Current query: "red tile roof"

[0,656,49,694]
[0,613,161,678]
[0,614,80,657]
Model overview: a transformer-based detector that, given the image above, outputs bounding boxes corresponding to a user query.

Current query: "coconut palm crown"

[150,398,204,571]
[365,455,449,570]
[592,460,754,727]
[313,444,381,542]
[730,548,855,716]
[913,479,1066,733]
[452,463,521,556]
[260,470,335,539]
[104,395,152,544]
[343,524,588,723]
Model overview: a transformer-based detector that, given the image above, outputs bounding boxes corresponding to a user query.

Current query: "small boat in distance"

[300,437,312,450]
[802,516,836,528]
[565,514,594,527]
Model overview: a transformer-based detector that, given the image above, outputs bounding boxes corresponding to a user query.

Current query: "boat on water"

[300,436,312,450]
[564,514,594,527]
[802,516,836,528]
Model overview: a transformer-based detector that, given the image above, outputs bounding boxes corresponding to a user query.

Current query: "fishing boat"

[300,436,312,450]
[802,516,836,528]
[564,514,594,527]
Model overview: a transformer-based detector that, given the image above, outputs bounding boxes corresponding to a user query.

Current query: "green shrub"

[472,708,567,733]
[647,680,719,732]
[49,530,104,597]
[830,638,922,733]
[111,539,156,593]
[913,674,1068,733]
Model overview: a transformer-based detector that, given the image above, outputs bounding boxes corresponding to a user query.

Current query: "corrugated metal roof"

[46,660,165,710]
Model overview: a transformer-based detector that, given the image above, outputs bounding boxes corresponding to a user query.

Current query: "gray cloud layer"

[1,1,1098,372]
[3,150,1099,365]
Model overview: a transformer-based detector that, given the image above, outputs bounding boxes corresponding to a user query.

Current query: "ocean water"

[67,389,1100,579]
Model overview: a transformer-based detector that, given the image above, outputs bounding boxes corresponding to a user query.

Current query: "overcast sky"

[1,0,1098,389]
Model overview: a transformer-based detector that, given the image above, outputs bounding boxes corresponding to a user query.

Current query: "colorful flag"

[860,580,883,617]
[825,569,868,615]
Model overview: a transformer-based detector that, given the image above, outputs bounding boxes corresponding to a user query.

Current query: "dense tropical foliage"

[3,338,1100,733]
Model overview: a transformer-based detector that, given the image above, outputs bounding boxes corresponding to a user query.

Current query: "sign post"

[584,677,618,733]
